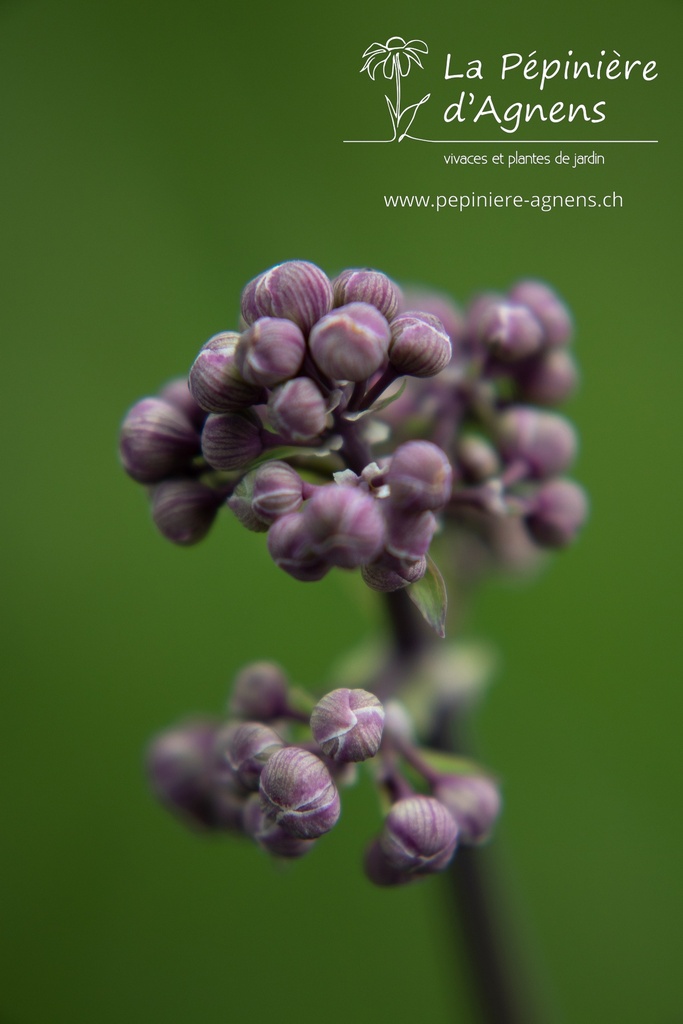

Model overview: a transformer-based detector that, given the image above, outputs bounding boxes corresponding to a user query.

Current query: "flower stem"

[383,589,544,1024]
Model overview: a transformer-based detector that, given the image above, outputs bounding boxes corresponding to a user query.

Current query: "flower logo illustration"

[360,37,430,142]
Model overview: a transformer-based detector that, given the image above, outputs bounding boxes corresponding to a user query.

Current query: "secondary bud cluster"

[145,659,501,882]
[146,663,388,861]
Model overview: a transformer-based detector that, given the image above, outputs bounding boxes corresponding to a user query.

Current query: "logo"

[359,37,431,142]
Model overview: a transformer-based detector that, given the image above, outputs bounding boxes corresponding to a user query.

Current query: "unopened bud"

[251,461,304,523]
[477,302,543,361]
[433,775,502,844]
[508,280,573,347]
[498,407,577,479]
[241,261,334,333]
[380,796,458,875]
[389,312,452,377]
[526,478,588,548]
[309,302,390,382]
[150,478,222,545]
[119,398,200,483]
[364,838,413,887]
[235,318,306,388]
[267,512,330,581]
[361,554,427,592]
[399,289,465,348]
[267,378,327,442]
[189,332,263,413]
[303,484,386,568]
[243,793,316,858]
[201,410,264,470]
[457,435,501,482]
[517,348,579,406]
[333,268,401,320]
[383,506,437,563]
[220,722,285,791]
[159,377,206,428]
[387,441,453,511]
[310,688,385,762]
[229,661,290,721]
[146,719,218,829]
[259,746,341,839]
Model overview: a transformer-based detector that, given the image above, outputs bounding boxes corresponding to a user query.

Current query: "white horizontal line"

[343,139,659,144]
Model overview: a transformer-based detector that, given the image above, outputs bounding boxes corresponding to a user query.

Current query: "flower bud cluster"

[146,663,388,861]
[146,659,502,883]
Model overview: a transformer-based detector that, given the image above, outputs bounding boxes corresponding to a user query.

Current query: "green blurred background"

[2,1,681,1022]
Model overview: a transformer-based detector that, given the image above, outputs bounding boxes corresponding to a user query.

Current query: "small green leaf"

[243,440,340,472]
[407,554,447,638]
[344,378,407,421]
[418,749,488,778]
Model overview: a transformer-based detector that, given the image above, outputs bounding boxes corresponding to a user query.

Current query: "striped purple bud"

[235,318,306,388]
[333,268,401,320]
[229,661,290,721]
[309,302,390,382]
[267,512,330,582]
[399,289,465,348]
[508,280,573,347]
[241,261,334,333]
[310,688,385,762]
[364,838,414,887]
[516,348,579,406]
[433,775,502,845]
[361,554,427,592]
[201,410,264,471]
[303,485,386,569]
[526,478,589,548]
[389,312,452,377]
[386,441,453,512]
[119,398,200,483]
[189,332,263,413]
[220,722,285,791]
[150,478,222,545]
[477,301,543,361]
[243,793,316,858]
[380,796,458,875]
[498,406,577,479]
[251,460,304,523]
[159,377,206,428]
[146,719,219,830]
[267,378,327,442]
[259,746,341,839]
[383,507,437,563]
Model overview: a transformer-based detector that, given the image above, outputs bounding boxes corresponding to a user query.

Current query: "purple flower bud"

[201,410,264,471]
[229,661,290,721]
[150,478,222,545]
[361,554,427,592]
[477,301,543,361]
[266,512,330,581]
[383,506,437,563]
[498,406,577,478]
[380,796,458,875]
[516,348,579,406]
[399,289,465,348]
[146,719,219,829]
[303,485,386,569]
[457,436,501,483]
[227,471,270,532]
[388,312,452,377]
[159,377,206,428]
[309,303,390,382]
[310,688,385,763]
[386,441,453,511]
[526,478,589,548]
[364,838,414,887]
[433,775,502,844]
[119,398,200,483]
[240,261,334,333]
[189,332,263,413]
[267,378,327,442]
[259,746,341,839]
[508,280,573,347]
[219,721,285,791]
[235,318,306,388]
[251,460,304,522]
[333,268,401,320]
[243,793,316,858]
